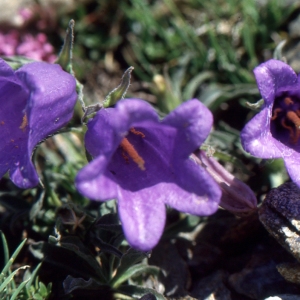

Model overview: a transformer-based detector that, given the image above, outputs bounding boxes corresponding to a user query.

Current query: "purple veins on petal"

[76,98,222,251]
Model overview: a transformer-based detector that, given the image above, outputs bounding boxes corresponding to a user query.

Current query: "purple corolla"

[0,58,77,188]
[76,99,221,251]
[241,59,300,186]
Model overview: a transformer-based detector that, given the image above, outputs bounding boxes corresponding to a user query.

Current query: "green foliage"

[0,232,51,300]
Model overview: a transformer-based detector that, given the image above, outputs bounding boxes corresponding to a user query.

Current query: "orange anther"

[120,138,145,170]
[130,127,145,138]
[19,114,28,131]
[271,108,282,120]
[286,111,300,128]
[281,110,300,144]
[284,97,294,106]
[0,121,4,125]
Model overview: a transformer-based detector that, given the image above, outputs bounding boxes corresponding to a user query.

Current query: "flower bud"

[193,150,257,216]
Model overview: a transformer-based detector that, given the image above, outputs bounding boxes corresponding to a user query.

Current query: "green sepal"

[56,19,75,74]
[103,66,134,108]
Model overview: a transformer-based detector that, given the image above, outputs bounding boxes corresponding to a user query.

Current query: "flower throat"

[271,96,300,144]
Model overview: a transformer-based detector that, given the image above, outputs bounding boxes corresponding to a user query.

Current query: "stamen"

[130,127,145,138]
[120,138,145,170]
[284,111,300,144]
[0,121,4,125]
[19,114,28,131]
[284,97,294,106]
[271,108,282,120]
[286,111,300,129]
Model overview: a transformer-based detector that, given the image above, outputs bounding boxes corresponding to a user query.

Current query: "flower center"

[119,127,146,170]
[271,96,300,144]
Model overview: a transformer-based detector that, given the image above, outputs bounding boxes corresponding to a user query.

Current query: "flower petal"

[76,156,118,200]
[85,99,159,159]
[0,59,77,188]
[165,158,221,215]
[16,62,77,153]
[283,154,300,187]
[117,187,166,251]
[0,60,30,183]
[162,99,213,158]
[254,59,298,105]
[240,108,292,159]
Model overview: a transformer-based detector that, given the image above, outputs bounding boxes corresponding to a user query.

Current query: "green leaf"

[0,238,27,279]
[115,285,166,300]
[111,248,149,286]
[1,231,9,264]
[38,282,48,297]
[273,40,287,61]
[10,278,30,300]
[0,265,29,293]
[29,191,45,220]
[25,263,42,291]
[33,293,43,300]
[63,275,108,294]
[182,71,215,100]
[111,264,159,288]
[163,214,201,239]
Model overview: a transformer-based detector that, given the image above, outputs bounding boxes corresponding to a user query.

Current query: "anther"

[284,97,294,106]
[130,127,145,138]
[120,138,145,170]
[19,114,28,131]
[271,108,282,120]
[284,111,300,143]
[286,111,300,129]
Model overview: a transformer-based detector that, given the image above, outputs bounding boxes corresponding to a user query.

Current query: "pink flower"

[0,30,56,62]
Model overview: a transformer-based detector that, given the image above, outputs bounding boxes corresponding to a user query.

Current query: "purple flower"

[0,58,77,188]
[241,59,300,186]
[76,99,221,251]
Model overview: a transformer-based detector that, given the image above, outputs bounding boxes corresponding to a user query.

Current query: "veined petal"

[241,108,290,159]
[16,62,77,153]
[117,187,166,251]
[0,75,28,178]
[254,59,298,105]
[85,100,159,159]
[162,99,213,158]
[76,156,118,200]
[165,158,221,215]
[0,58,77,188]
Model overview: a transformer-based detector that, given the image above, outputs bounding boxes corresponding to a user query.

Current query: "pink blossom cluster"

[0,30,56,63]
